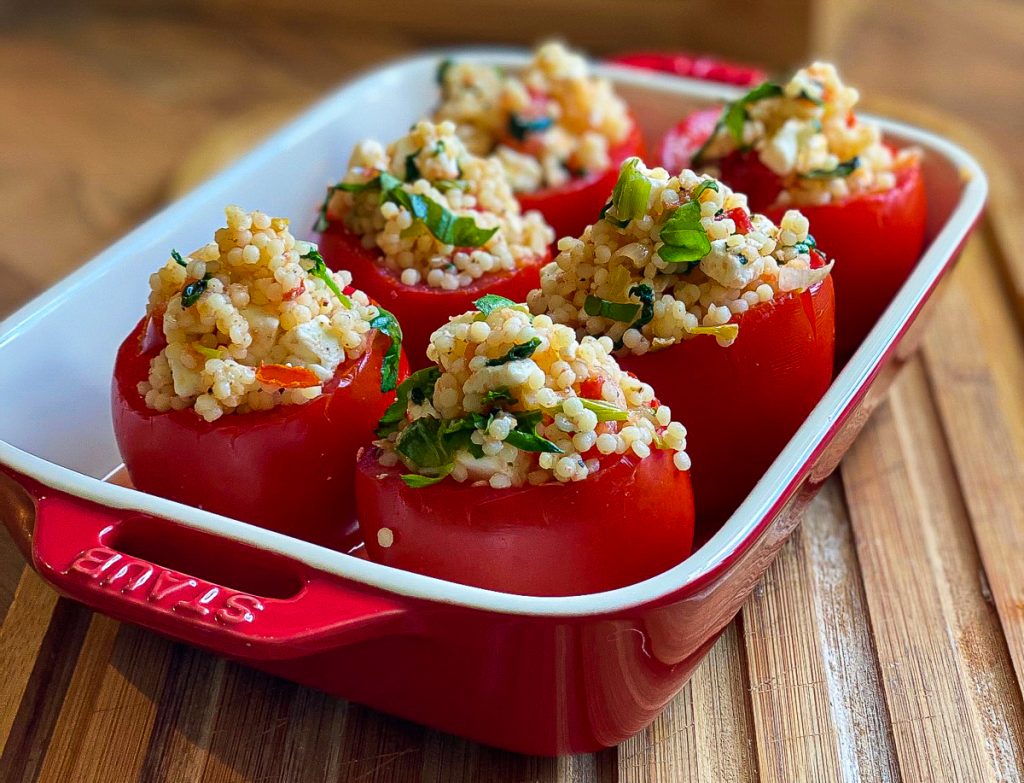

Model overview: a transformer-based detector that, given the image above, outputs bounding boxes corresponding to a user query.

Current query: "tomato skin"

[619,277,835,529]
[660,107,927,365]
[516,119,645,241]
[318,225,550,369]
[355,448,695,596]
[111,317,408,551]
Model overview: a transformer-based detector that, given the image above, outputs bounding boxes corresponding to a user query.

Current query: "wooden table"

[3,8,1024,782]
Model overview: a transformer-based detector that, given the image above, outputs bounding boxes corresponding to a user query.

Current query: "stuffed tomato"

[529,159,835,527]
[434,42,645,239]
[317,120,553,368]
[356,297,695,596]
[112,206,407,550]
[659,62,925,363]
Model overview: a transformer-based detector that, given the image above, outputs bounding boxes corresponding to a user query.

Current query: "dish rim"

[0,48,988,618]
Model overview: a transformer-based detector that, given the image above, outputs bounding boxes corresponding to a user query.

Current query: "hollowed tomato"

[318,225,550,369]
[619,277,835,532]
[112,314,408,550]
[660,107,926,365]
[355,448,695,596]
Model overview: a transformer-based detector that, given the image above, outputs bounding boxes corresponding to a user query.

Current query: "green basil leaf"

[301,249,353,309]
[577,398,628,422]
[405,149,421,182]
[474,294,518,315]
[801,157,860,180]
[385,188,498,248]
[180,274,212,308]
[402,468,451,488]
[395,417,450,469]
[505,410,562,454]
[171,249,187,268]
[482,387,517,407]
[436,58,454,86]
[693,82,784,165]
[659,200,711,265]
[583,295,640,323]
[369,308,403,393]
[485,337,541,366]
[691,180,719,201]
[375,366,440,437]
[508,114,554,141]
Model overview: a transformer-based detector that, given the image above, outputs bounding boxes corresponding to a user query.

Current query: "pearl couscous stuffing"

[140,206,387,422]
[374,297,690,488]
[528,158,834,352]
[693,62,919,206]
[434,42,633,192]
[320,120,553,292]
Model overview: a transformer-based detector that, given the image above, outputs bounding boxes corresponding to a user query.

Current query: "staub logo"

[68,546,265,625]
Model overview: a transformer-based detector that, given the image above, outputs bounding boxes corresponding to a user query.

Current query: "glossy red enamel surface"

[620,278,835,529]
[354,448,695,596]
[516,120,645,240]
[660,107,928,365]
[111,316,406,550]
[318,225,549,369]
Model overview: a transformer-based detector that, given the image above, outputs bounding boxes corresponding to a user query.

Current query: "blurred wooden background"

[2,2,1024,781]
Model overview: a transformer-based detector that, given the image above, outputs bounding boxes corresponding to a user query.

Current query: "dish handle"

[0,466,409,661]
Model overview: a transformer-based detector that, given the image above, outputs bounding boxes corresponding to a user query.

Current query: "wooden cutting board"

[1,102,1023,783]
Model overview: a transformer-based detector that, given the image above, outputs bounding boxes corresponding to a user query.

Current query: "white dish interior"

[0,49,987,616]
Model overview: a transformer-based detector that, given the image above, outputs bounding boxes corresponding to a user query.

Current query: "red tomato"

[355,448,695,596]
[660,107,927,364]
[112,315,408,551]
[608,53,767,87]
[619,277,835,531]
[318,225,550,369]
[516,119,645,241]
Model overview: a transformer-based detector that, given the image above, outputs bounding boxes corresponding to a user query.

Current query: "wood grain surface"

[2,4,1023,781]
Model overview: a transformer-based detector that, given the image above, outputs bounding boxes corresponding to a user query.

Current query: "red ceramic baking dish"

[0,50,986,755]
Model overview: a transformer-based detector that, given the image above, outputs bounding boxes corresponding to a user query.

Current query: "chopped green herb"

[474,294,518,316]
[626,283,655,335]
[504,411,562,454]
[485,337,541,366]
[369,308,403,393]
[599,199,630,228]
[376,367,441,437]
[609,157,652,224]
[693,82,784,166]
[659,200,711,269]
[180,274,212,308]
[402,468,452,488]
[396,418,451,470]
[801,157,860,180]
[193,343,223,360]
[436,58,454,85]
[690,180,719,201]
[300,248,353,308]
[171,249,187,268]
[481,387,517,407]
[404,149,421,182]
[508,114,554,141]
[583,294,640,323]
[386,187,498,248]
[577,398,628,422]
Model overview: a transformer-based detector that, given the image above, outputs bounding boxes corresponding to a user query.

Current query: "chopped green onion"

[577,398,628,422]
[369,308,403,393]
[485,337,541,367]
[690,180,719,200]
[171,249,187,268]
[192,343,223,360]
[609,157,652,224]
[301,249,352,309]
[583,294,640,323]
